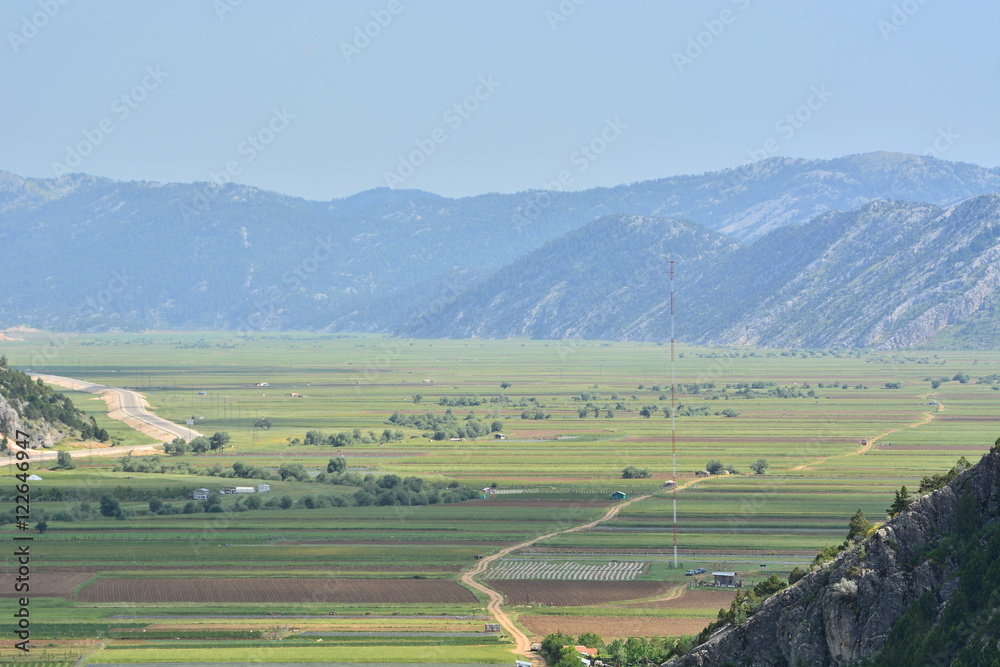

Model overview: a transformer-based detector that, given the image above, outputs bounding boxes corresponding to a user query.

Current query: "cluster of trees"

[437,395,487,406]
[579,391,622,401]
[886,486,912,517]
[300,428,404,447]
[928,372,979,389]
[519,408,550,420]
[733,384,811,399]
[1,467,481,525]
[638,404,737,419]
[577,402,619,418]
[918,456,971,493]
[387,409,503,439]
[113,453,196,475]
[694,574,789,644]
[345,473,478,507]
[0,498,133,526]
[99,494,126,518]
[622,465,651,479]
[195,460,306,482]
[676,382,716,393]
[0,481,189,507]
[53,450,76,470]
[811,506,879,569]
[706,460,739,475]
[162,433,231,455]
[73,415,111,442]
[196,457,479,507]
[539,631,690,666]
[749,458,769,475]
[166,480,476,515]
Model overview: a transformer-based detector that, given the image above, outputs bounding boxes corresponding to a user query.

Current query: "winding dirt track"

[460,478,711,664]
[463,400,946,662]
[461,492,655,663]
[792,401,943,472]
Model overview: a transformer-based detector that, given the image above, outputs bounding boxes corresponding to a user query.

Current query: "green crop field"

[1,332,998,663]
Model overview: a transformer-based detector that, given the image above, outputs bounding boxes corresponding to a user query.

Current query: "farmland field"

[77,577,478,604]
[520,615,713,640]
[491,580,670,606]
[486,560,646,580]
[1,332,998,663]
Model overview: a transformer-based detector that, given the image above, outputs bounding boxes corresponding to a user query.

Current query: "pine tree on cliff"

[886,485,910,517]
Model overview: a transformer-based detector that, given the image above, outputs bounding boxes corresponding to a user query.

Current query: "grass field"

[1,331,998,663]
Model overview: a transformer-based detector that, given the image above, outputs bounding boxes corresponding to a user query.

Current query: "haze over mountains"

[2,152,999,349]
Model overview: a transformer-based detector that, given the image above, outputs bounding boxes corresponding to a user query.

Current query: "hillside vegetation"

[0,359,105,447]
[667,443,1000,667]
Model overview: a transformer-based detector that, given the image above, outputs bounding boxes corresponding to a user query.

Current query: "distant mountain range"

[1,151,999,348]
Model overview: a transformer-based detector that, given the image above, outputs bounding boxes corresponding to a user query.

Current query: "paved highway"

[31,373,203,443]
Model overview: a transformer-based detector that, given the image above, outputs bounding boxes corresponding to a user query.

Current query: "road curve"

[792,401,943,472]
[460,492,655,664]
[31,373,203,443]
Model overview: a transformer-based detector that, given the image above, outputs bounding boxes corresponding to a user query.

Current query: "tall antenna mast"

[670,260,678,569]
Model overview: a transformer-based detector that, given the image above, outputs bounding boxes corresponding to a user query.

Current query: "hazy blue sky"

[3,1,998,200]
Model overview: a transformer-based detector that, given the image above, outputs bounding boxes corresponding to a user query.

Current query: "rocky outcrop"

[0,394,23,442]
[664,448,1000,667]
[0,386,72,450]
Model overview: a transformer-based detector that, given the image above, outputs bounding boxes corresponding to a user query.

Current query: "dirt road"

[461,492,657,663]
[792,401,943,472]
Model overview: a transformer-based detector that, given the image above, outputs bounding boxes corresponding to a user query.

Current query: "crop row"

[486,560,645,580]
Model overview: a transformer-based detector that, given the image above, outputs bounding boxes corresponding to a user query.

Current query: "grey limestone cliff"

[664,448,1000,666]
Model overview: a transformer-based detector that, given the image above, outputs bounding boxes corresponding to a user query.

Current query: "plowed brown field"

[628,588,737,610]
[521,615,714,639]
[77,577,476,604]
[0,572,94,598]
[492,580,668,606]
